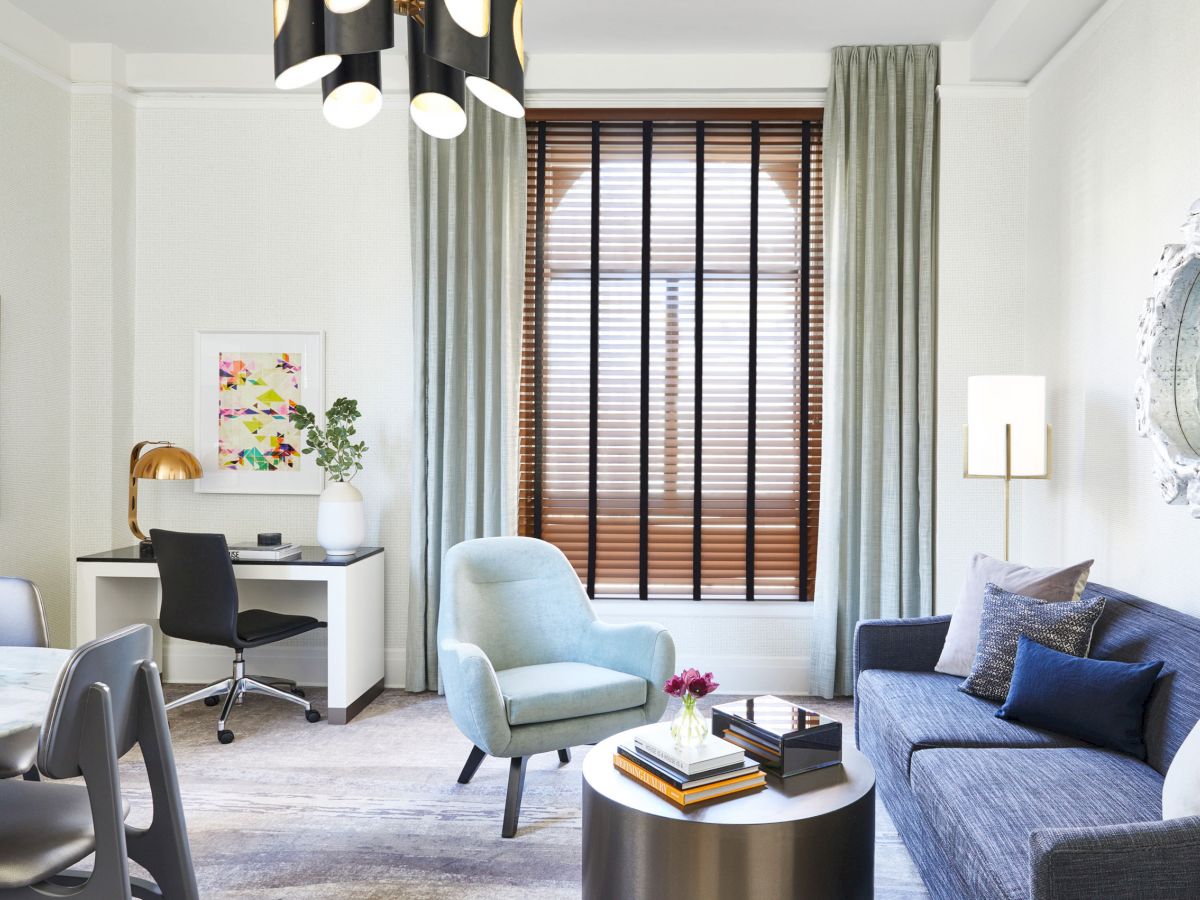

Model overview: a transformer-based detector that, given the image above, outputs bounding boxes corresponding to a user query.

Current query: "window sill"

[591,598,814,619]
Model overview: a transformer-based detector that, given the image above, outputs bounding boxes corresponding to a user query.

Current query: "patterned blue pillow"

[959,583,1106,702]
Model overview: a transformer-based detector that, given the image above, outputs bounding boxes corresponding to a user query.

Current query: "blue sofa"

[855,582,1200,900]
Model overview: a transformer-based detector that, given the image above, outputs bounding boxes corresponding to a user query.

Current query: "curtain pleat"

[810,45,937,698]
[407,98,526,693]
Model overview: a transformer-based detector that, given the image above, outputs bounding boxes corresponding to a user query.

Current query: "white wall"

[1020,0,1200,616]
[934,89,1031,612]
[128,100,413,682]
[0,52,71,642]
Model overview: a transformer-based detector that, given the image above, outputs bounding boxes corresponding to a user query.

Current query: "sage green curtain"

[407,98,526,693]
[810,45,938,698]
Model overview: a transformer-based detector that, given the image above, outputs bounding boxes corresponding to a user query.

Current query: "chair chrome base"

[165,650,319,743]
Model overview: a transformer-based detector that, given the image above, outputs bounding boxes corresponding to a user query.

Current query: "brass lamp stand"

[963,424,1052,561]
[129,441,203,556]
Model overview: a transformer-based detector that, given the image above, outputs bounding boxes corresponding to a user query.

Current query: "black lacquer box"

[711,695,842,777]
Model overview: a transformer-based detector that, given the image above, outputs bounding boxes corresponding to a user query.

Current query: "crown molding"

[525,89,825,109]
[0,38,70,92]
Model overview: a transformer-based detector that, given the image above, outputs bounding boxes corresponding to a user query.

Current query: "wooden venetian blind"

[519,112,824,600]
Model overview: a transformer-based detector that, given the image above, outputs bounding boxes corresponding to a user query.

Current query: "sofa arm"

[438,639,513,756]
[853,615,951,683]
[1030,816,1200,900]
[579,621,676,722]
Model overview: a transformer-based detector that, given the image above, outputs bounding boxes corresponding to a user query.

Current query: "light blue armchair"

[439,536,675,837]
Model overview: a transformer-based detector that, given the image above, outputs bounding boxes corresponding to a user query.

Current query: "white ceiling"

[9,0,1000,56]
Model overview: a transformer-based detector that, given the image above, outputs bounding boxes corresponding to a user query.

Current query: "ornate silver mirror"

[1137,199,1200,515]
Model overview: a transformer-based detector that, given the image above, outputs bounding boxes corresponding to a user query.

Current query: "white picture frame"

[194,330,325,495]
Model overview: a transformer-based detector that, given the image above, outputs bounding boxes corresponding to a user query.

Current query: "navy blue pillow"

[996,635,1164,759]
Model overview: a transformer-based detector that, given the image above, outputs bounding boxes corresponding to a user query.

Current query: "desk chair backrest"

[0,576,49,647]
[440,536,597,671]
[151,529,241,648]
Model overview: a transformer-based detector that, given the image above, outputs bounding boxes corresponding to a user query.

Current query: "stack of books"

[228,541,302,561]
[614,722,765,808]
[712,695,842,777]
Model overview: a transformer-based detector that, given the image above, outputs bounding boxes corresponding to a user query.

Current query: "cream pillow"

[1164,719,1200,820]
[934,553,1093,678]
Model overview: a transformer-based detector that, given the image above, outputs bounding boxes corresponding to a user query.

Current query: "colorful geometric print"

[217,352,304,472]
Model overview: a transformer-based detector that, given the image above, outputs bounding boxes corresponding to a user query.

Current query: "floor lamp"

[963,376,1052,561]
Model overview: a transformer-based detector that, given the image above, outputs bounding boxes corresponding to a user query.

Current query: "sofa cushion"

[857,669,1086,779]
[909,747,1163,900]
[494,662,647,726]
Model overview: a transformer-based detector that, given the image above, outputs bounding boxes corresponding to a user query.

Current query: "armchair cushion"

[496,662,647,727]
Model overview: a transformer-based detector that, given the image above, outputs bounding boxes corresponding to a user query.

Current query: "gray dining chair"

[440,536,675,837]
[0,578,49,781]
[0,624,199,899]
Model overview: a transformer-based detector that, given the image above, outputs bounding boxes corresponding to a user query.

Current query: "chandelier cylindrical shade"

[408,17,467,140]
[465,0,524,118]
[425,0,490,79]
[274,0,342,89]
[322,52,383,129]
[323,0,394,56]
[966,376,1048,477]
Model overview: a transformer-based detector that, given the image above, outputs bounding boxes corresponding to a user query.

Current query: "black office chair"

[150,529,325,744]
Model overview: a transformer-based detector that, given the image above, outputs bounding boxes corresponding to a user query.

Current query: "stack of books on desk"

[228,541,302,561]
[614,722,765,808]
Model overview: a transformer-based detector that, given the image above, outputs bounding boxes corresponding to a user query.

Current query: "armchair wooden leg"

[458,745,487,785]
[501,756,528,839]
[557,748,571,764]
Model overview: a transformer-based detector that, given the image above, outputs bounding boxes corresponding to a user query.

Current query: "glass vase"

[670,695,709,749]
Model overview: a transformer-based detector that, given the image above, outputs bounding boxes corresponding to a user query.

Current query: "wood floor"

[114,688,930,898]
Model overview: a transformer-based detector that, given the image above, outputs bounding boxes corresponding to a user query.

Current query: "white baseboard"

[162,644,407,690]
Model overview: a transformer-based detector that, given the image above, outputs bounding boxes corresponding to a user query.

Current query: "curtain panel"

[407,99,527,693]
[810,45,938,698]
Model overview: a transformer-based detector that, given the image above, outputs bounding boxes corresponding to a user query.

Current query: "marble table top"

[0,646,71,741]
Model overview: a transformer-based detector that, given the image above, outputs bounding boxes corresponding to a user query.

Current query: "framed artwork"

[194,330,325,495]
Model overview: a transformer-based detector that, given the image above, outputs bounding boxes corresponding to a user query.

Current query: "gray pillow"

[959,583,1106,702]
[935,553,1093,677]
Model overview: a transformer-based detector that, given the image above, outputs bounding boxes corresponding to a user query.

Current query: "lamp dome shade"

[966,375,1048,477]
[274,0,341,89]
[465,0,524,119]
[322,53,383,129]
[407,17,467,140]
[132,445,203,480]
[324,0,370,11]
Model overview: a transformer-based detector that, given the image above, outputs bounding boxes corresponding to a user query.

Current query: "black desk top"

[77,546,384,567]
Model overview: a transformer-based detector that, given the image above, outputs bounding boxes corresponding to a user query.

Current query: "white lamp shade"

[966,375,1048,477]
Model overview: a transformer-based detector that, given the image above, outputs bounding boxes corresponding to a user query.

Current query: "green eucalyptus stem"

[289,397,369,483]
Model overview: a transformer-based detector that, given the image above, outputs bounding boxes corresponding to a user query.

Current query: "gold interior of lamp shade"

[129,442,203,542]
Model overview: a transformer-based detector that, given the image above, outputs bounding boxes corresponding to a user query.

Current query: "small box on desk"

[711,695,842,777]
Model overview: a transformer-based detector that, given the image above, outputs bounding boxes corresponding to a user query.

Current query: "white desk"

[76,546,385,724]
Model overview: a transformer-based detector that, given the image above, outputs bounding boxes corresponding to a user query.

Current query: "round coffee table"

[581,730,875,900]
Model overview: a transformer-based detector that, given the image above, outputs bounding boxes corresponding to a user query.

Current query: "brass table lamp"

[963,376,1052,561]
[129,441,203,555]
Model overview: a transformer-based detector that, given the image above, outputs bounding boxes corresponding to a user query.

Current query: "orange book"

[613,754,766,806]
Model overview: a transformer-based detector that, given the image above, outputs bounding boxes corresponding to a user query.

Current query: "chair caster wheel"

[218,730,235,744]
[305,709,321,723]
[204,696,221,707]
[292,688,306,698]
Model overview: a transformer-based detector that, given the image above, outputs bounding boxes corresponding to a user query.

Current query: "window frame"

[520,107,824,602]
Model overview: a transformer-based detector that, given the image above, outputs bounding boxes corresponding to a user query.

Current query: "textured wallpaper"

[0,54,71,644]
[1023,0,1200,616]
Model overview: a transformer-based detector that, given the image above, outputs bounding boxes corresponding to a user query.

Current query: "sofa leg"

[557,748,571,764]
[502,756,528,838]
[458,745,487,785]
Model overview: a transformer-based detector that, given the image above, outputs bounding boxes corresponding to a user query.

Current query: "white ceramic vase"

[317,481,364,556]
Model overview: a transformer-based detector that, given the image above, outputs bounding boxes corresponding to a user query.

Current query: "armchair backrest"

[440,537,595,671]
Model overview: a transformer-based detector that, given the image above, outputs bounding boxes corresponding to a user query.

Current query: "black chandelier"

[272,0,525,134]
